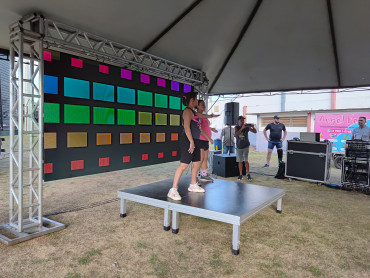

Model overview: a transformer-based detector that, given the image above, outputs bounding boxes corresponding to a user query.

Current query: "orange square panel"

[171,133,178,141]
[120,133,133,144]
[97,133,112,145]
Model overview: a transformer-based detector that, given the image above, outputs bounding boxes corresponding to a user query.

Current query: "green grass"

[77,249,101,265]
[149,254,170,277]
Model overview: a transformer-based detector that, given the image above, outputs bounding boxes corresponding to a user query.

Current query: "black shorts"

[199,140,209,150]
[180,135,201,164]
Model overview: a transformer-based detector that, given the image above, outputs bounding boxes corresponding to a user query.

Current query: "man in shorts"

[263,115,287,167]
[234,116,257,180]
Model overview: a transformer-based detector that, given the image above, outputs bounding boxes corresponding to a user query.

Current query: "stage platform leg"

[277,198,282,213]
[120,199,127,218]
[164,209,171,231]
[232,224,240,255]
[172,211,179,234]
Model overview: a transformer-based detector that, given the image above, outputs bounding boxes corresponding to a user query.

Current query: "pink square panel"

[71,160,84,170]
[158,152,164,158]
[44,51,52,62]
[123,156,131,163]
[142,154,148,160]
[140,74,150,84]
[157,78,166,87]
[99,157,110,167]
[99,64,109,74]
[71,58,83,68]
[172,151,178,157]
[121,69,132,80]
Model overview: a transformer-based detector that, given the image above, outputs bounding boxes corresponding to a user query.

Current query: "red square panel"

[171,133,178,141]
[158,152,164,158]
[99,64,109,74]
[44,163,53,174]
[71,160,84,170]
[172,151,178,157]
[44,51,52,61]
[123,156,130,163]
[99,157,110,167]
[71,58,83,68]
[142,154,148,160]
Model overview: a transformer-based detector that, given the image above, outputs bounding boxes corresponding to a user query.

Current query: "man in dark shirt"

[235,116,257,180]
[263,115,287,167]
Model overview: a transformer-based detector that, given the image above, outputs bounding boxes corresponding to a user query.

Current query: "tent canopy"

[1,0,370,95]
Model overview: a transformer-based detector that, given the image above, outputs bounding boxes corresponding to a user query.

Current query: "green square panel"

[117,109,136,125]
[155,113,167,125]
[170,114,180,126]
[182,104,186,110]
[64,104,90,124]
[44,103,60,123]
[155,93,168,108]
[93,107,115,125]
[137,90,153,107]
[169,96,181,110]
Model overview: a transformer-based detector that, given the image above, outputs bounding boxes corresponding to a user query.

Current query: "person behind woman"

[168,92,217,200]
[197,100,218,182]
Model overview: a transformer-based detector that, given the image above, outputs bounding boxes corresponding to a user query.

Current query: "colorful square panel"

[158,152,164,158]
[169,96,181,110]
[137,90,153,107]
[123,156,130,163]
[155,113,167,126]
[142,154,148,160]
[117,87,135,104]
[171,133,179,141]
[93,82,114,102]
[172,151,178,157]
[171,81,179,91]
[64,77,90,99]
[44,75,58,95]
[44,163,53,174]
[71,160,84,170]
[155,94,168,108]
[99,64,109,74]
[120,133,133,144]
[170,114,180,126]
[184,84,191,93]
[44,103,60,123]
[96,133,112,145]
[140,133,150,143]
[64,104,90,124]
[121,69,132,80]
[157,78,165,87]
[99,157,110,167]
[140,74,150,84]
[44,132,57,149]
[117,109,135,125]
[156,133,166,143]
[71,57,83,68]
[138,112,152,125]
[44,51,52,61]
[67,132,88,148]
[93,107,115,125]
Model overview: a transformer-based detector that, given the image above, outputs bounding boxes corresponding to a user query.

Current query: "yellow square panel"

[170,114,180,126]
[140,133,150,143]
[44,132,57,149]
[67,132,88,148]
[96,133,112,145]
[120,133,133,144]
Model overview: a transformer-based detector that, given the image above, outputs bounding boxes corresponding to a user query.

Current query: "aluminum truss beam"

[1,13,64,245]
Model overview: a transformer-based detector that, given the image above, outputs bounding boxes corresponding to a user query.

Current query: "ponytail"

[182,91,197,106]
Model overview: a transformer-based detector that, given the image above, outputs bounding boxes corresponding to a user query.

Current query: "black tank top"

[184,107,201,139]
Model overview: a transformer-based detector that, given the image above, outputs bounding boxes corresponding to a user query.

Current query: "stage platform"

[117,176,285,255]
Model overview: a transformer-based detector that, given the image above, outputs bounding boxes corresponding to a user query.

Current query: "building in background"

[0,59,10,134]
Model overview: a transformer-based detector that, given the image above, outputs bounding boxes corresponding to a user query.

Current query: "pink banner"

[314,112,370,152]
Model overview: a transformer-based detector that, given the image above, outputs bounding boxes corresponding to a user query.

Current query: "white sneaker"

[188,183,205,193]
[167,188,181,200]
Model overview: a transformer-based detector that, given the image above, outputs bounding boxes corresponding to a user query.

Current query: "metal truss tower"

[0,13,208,245]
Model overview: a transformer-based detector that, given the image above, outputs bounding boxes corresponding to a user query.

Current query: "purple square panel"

[121,69,132,80]
[171,81,179,91]
[140,74,150,84]
[157,78,166,87]
[184,84,191,93]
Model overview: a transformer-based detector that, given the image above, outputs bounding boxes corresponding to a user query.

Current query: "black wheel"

[334,156,343,169]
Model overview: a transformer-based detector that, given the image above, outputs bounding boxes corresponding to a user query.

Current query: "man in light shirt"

[351,117,370,141]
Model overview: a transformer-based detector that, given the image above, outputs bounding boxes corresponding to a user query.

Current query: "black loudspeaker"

[212,154,246,177]
[224,102,239,125]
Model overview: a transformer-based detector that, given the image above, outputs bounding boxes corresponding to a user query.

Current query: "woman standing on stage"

[168,92,217,200]
[197,100,218,182]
